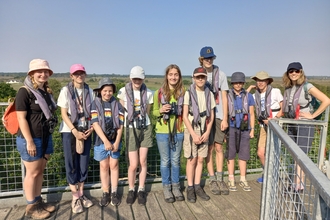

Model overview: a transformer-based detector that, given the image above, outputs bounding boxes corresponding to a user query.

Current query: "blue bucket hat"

[200,46,216,58]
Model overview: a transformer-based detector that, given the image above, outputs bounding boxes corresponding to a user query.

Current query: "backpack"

[2,86,31,135]
[304,82,323,120]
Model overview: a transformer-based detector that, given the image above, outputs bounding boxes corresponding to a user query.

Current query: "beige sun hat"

[28,59,53,76]
[251,71,273,84]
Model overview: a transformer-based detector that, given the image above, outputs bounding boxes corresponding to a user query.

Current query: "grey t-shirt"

[289,83,315,113]
[207,70,229,119]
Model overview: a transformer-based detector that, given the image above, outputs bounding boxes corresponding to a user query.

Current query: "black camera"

[169,102,178,115]
[105,128,117,141]
[136,117,146,129]
[258,111,268,124]
[240,114,249,131]
[283,106,296,119]
[47,116,58,134]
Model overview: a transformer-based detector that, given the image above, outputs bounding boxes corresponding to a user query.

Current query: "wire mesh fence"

[0,103,264,198]
[261,118,330,220]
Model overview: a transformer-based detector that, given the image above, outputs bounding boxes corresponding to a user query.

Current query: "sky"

[0,0,329,77]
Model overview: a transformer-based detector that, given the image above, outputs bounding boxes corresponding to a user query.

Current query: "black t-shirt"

[15,87,48,138]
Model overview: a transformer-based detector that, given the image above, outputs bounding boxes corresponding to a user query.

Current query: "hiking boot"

[239,180,252,192]
[99,192,110,207]
[218,180,230,195]
[228,179,237,192]
[172,183,184,201]
[72,198,83,214]
[163,185,175,203]
[126,190,135,205]
[138,191,147,205]
[80,195,93,208]
[209,179,221,195]
[195,186,210,201]
[110,192,120,206]
[257,176,264,184]
[186,187,196,203]
[37,197,56,213]
[25,201,50,219]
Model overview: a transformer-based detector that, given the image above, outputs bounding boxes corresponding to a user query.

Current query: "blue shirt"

[229,89,255,129]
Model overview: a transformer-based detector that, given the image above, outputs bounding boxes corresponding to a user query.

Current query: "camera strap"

[168,115,178,148]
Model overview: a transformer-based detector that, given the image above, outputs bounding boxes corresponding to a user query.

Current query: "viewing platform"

[0,179,262,220]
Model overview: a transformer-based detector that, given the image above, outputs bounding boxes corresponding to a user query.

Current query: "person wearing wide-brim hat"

[16,59,57,219]
[91,77,124,207]
[249,71,283,184]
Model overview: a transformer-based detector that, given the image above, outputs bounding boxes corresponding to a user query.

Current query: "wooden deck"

[0,180,262,220]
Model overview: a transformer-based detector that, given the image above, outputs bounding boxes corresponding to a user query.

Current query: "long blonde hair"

[282,69,306,88]
[161,64,184,102]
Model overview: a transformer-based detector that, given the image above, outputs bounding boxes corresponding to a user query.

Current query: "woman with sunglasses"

[282,62,330,192]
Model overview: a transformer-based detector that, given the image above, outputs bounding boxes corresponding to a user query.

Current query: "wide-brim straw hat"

[251,71,273,84]
[28,59,53,76]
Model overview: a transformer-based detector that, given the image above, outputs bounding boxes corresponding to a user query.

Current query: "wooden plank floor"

[0,181,262,220]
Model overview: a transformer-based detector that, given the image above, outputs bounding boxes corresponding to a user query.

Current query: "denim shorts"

[16,136,53,162]
[94,142,122,161]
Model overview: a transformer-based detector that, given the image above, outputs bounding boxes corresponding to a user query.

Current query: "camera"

[46,116,58,134]
[283,106,296,119]
[258,111,268,124]
[105,128,117,141]
[136,117,146,129]
[169,102,178,115]
[105,120,117,141]
[240,114,249,131]
[77,120,88,132]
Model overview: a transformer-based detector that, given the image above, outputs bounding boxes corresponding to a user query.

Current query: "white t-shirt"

[117,86,153,128]
[57,86,94,132]
[184,89,216,130]
[253,87,283,118]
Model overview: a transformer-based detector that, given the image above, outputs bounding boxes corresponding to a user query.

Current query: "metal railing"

[0,103,264,200]
[260,108,330,220]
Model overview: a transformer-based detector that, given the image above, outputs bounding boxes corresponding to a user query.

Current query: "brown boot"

[25,201,50,219]
[37,197,56,213]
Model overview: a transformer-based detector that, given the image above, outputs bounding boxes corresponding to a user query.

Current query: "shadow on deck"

[0,180,262,220]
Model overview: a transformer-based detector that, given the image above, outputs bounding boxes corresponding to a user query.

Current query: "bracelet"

[71,127,76,132]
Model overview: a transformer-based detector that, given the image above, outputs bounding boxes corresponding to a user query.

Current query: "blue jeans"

[156,133,184,185]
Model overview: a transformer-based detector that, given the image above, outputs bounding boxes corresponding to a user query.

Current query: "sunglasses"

[288,69,301,74]
[194,75,206,80]
[72,72,85,76]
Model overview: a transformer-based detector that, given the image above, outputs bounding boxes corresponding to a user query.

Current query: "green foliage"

[48,79,62,101]
[0,83,17,101]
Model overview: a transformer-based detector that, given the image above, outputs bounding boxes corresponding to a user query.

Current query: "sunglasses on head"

[288,69,301,74]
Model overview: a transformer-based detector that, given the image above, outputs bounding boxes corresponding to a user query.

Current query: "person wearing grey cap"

[248,71,283,184]
[91,78,124,207]
[282,62,330,192]
[199,46,230,195]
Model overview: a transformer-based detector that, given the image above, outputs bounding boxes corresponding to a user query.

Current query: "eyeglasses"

[72,72,85,76]
[288,69,301,74]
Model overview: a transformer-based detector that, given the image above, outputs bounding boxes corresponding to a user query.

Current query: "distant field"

[4,75,330,92]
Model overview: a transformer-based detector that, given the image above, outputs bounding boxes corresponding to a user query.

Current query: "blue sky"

[0,1,329,77]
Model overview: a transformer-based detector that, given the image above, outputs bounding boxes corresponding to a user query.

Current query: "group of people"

[15,46,330,219]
